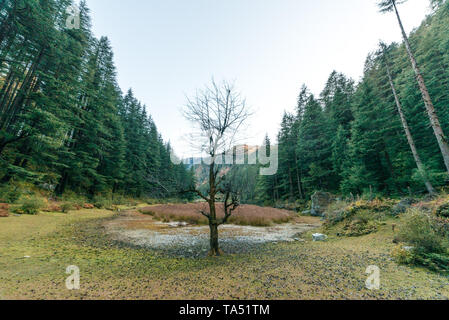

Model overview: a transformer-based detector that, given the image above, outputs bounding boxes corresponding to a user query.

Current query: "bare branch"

[183,79,251,158]
[183,188,210,203]
[200,210,211,219]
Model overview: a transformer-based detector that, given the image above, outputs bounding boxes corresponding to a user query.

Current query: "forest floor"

[1,207,448,300]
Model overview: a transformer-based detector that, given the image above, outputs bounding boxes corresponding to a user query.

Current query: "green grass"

[0,209,448,300]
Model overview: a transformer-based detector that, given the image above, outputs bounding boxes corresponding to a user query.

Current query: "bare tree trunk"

[208,159,221,256]
[183,80,248,256]
[385,62,436,195]
[288,163,294,200]
[209,221,220,255]
[393,2,449,174]
[295,166,303,200]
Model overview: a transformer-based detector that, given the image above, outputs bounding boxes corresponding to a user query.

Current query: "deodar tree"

[378,42,435,195]
[0,0,193,198]
[183,80,250,256]
[378,0,449,175]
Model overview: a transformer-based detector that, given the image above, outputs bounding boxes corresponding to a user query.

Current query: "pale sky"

[86,0,432,158]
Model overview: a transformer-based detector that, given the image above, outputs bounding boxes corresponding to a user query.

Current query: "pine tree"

[379,42,436,195]
[297,95,333,194]
[378,0,449,174]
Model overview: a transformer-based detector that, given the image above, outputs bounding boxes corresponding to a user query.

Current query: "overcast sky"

[86,0,432,158]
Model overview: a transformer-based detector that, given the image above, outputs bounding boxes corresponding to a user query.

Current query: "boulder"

[168,222,189,228]
[391,198,416,216]
[0,203,9,217]
[312,233,327,242]
[310,192,335,217]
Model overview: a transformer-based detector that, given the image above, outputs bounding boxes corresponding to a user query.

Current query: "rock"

[403,246,415,252]
[310,192,335,217]
[301,210,312,215]
[0,203,9,217]
[392,198,416,216]
[168,222,189,228]
[312,233,327,241]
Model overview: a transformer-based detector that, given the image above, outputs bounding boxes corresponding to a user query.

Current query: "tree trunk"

[385,62,436,195]
[288,163,294,200]
[296,166,303,200]
[56,171,69,195]
[208,222,220,256]
[207,157,222,256]
[393,2,449,175]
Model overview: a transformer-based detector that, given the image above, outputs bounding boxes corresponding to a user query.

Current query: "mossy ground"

[0,209,448,300]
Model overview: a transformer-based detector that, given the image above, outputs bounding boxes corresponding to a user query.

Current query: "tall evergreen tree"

[379,42,436,195]
[378,0,449,174]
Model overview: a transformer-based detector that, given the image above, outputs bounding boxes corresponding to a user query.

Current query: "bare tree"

[183,80,251,256]
[378,0,449,175]
[378,42,436,196]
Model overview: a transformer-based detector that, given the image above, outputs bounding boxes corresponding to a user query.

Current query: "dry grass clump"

[140,203,294,227]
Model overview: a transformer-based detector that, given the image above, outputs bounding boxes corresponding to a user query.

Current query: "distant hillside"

[184,145,259,190]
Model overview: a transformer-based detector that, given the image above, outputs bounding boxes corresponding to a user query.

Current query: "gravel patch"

[104,212,319,257]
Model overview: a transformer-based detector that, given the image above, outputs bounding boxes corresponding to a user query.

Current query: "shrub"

[324,200,351,224]
[346,199,394,214]
[110,194,126,205]
[0,188,21,203]
[0,183,27,203]
[145,199,160,205]
[60,192,86,208]
[411,249,449,273]
[394,209,449,273]
[392,245,414,264]
[92,196,113,209]
[43,203,62,212]
[324,199,390,228]
[433,217,449,238]
[125,199,139,206]
[397,209,447,254]
[342,216,378,237]
[14,196,46,215]
[61,203,73,213]
[435,201,449,218]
